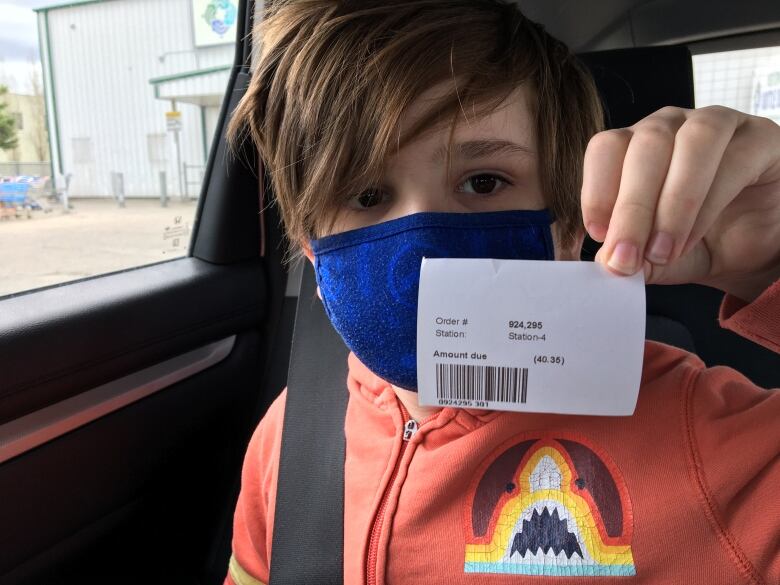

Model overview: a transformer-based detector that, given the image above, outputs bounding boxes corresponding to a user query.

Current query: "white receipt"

[417,259,646,416]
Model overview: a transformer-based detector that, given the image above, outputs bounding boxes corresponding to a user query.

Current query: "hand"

[582,106,780,302]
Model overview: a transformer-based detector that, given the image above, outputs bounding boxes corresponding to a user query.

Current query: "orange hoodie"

[226,281,780,585]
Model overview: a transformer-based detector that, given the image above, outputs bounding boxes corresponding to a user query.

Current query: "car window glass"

[692,45,780,124]
[0,0,237,298]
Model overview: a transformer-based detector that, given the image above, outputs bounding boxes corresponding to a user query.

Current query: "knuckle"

[682,108,736,139]
[656,105,688,119]
[700,104,736,120]
[614,198,656,221]
[632,105,685,128]
[680,118,723,140]
[587,128,631,155]
[663,190,702,218]
[582,200,613,220]
[633,119,676,143]
[747,113,777,135]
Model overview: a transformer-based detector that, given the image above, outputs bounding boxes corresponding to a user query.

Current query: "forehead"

[397,83,537,158]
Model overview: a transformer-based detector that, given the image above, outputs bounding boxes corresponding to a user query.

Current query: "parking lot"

[0,198,198,297]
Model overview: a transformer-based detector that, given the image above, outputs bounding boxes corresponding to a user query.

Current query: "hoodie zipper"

[366,402,428,585]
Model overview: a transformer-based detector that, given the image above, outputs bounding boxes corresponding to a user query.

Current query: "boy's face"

[320,83,583,261]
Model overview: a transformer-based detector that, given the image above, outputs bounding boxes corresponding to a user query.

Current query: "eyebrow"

[432,140,535,163]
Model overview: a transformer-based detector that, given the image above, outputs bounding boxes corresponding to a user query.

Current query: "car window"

[0,0,237,298]
[692,44,780,124]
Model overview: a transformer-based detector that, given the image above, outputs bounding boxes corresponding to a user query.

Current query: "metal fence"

[183,163,205,200]
[0,161,51,178]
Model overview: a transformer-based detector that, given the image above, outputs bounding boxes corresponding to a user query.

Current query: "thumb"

[594,239,712,285]
[641,240,713,286]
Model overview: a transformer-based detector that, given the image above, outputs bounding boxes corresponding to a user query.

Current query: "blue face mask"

[310,209,555,391]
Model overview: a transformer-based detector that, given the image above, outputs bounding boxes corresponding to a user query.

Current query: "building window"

[13,112,23,130]
[72,137,94,164]
[693,45,780,125]
[147,133,167,163]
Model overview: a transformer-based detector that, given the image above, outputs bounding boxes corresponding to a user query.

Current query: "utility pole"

[166,100,184,199]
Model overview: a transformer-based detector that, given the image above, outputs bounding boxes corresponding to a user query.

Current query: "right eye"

[347,188,388,210]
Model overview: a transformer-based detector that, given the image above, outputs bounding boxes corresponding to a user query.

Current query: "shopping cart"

[0,182,35,218]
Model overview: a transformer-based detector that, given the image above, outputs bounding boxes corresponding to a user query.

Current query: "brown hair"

[229,0,603,249]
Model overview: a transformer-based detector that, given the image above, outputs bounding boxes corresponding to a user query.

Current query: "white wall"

[43,0,233,197]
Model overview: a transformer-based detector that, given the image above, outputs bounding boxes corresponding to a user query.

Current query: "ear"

[301,241,314,264]
[299,241,322,300]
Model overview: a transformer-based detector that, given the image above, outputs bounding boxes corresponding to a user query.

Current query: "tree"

[0,85,19,152]
[27,62,49,161]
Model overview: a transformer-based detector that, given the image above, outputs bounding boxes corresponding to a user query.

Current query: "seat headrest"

[579,45,694,129]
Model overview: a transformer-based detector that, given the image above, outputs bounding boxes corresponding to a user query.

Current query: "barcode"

[435,363,528,403]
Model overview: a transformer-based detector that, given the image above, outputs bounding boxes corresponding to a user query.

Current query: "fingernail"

[646,232,674,264]
[586,222,607,242]
[607,241,638,274]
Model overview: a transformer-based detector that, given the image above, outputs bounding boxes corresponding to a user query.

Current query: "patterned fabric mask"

[310,210,555,391]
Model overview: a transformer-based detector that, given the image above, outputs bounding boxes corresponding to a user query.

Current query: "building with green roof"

[35,0,237,197]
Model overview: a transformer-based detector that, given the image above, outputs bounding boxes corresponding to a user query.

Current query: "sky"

[0,1,50,93]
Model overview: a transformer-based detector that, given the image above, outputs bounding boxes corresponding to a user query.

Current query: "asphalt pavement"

[0,198,198,297]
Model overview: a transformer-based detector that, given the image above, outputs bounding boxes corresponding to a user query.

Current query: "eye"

[457,173,509,195]
[347,188,388,210]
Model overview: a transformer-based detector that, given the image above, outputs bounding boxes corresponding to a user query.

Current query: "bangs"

[292,5,536,238]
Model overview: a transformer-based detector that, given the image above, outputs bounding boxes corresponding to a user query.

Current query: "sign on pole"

[166,111,182,132]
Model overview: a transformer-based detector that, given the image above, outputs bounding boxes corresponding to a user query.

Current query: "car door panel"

[0,258,265,425]
[0,328,265,581]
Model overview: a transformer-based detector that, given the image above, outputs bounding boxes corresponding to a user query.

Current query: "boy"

[225,1,780,583]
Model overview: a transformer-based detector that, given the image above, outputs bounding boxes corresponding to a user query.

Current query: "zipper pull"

[402,419,419,441]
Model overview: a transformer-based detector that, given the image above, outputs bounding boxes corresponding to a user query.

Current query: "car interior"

[0,1,778,584]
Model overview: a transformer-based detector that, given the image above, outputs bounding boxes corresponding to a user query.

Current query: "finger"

[600,116,679,275]
[685,115,780,253]
[646,107,738,265]
[581,129,631,242]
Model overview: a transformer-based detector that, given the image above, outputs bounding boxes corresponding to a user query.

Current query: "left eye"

[458,174,507,195]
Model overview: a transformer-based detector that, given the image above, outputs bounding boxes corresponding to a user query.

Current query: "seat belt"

[269,261,349,585]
